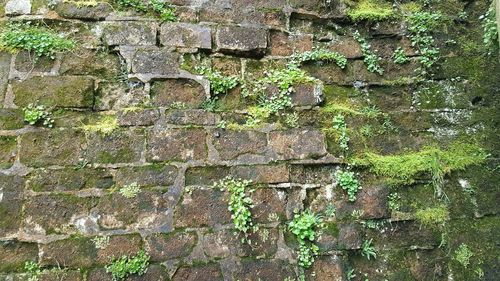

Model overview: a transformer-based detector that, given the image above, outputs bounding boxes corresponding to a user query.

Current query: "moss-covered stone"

[0,136,16,169]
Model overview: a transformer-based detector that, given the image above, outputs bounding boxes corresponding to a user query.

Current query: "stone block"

[59,49,120,79]
[216,25,268,56]
[0,136,16,169]
[150,79,205,108]
[102,21,157,46]
[147,128,207,162]
[269,31,313,56]
[131,48,180,75]
[0,240,38,272]
[145,231,197,261]
[269,129,327,160]
[114,165,178,187]
[306,255,346,281]
[160,23,212,49]
[174,188,231,228]
[117,108,160,126]
[40,237,97,268]
[55,2,112,20]
[234,259,295,281]
[5,0,31,15]
[14,51,54,73]
[202,228,278,258]
[172,263,223,281]
[0,109,24,130]
[12,76,94,108]
[335,185,390,220]
[85,129,144,164]
[212,130,267,160]
[0,175,24,238]
[27,168,114,192]
[96,234,143,264]
[165,109,218,126]
[251,188,286,223]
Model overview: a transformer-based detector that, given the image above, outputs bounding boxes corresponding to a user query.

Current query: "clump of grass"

[82,115,119,136]
[0,23,75,59]
[415,205,449,226]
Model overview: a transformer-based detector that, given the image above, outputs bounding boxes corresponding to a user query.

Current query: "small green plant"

[361,239,377,260]
[115,0,177,22]
[105,250,150,281]
[325,203,336,217]
[288,209,323,268]
[23,104,54,128]
[216,120,228,129]
[92,235,110,250]
[24,261,41,281]
[82,115,119,136]
[119,182,141,198]
[335,169,361,202]
[415,205,449,226]
[0,23,75,59]
[348,0,394,22]
[388,193,401,212]
[347,268,356,280]
[354,31,384,75]
[480,3,499,55]
[332,114,350,152]
[284,112,299,128]
[215,177,255,242]
[196,66,240,96]
[168,101,187,109]
[64,0,99,7]
[454,244,473,268]
[392,47,410,64]
[290,48,347,69]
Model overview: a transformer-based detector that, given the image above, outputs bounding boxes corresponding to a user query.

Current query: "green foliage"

[82,115,119,136]
[284,112,299,128]
[0,23,75,59]
[64,0,99,7]
[196,66,240,96]
[332,114,350,152]
[92,235,110,250]
[348,0,394,22]
[454,244,473,268]
[415,205,449,225]
[361,239,377,260]
[115,0,177,22]
[24,261,41,281]
[407,11,442,75]
[387,193,401,212]
[392,47,410,64]
[119,182,140,198]
[288,209,323,268]
[290,48,347,69]
[480,3,499,55]
[105,250,150,281]
[355,142,487,188]
[354,31,384,75]
[216,177,255,241]
[335,169,361,202]
[23,104,54,128]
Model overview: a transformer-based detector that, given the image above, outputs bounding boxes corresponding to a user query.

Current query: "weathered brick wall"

[0,0,499,280]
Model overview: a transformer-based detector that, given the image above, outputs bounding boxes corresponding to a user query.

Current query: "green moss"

[354,142,488,186]
[82,115,119,136]
[348,0,395,22]
[415,205,449,225]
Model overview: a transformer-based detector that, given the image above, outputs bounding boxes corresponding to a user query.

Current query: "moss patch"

[348,0,394,22]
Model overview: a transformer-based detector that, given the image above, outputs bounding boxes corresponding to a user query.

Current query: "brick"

[269,31,313,56]
[235,259,295,281]
[0,136,16,169]
[203,228,278,258]
[231,164,290,184]
[117,108,160,126]
[0,175,24,238]
[59,49,120,79]
[337,223,362,250]
[114,165,178,187]
[335,185,390,220]
[251,188,286,223]
[216,26,268,56]
[147,128,207,162]
[40,237,97,268]
[174,188,231,228]
[102,21,157,46]
[160,23,211,49]
[85,129,144,164]
[269,129,327,160]
[20,129,86,167]
[131,48,180,75]
[151,79,205,108]
[145,231,197,261]
[199,3,287,29]
[306,255,346,281]
[329,37,363,59]
[0,240,38,272]
[27,168,114,192]
[212,130,267,160]
[96,234,143,264]
[165,109,218,126]
[173,264,222,281]
[22,194,96,235]
[12,76,94,108]
[55,2,112,20]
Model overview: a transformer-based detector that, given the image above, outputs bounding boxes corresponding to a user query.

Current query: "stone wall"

[0,0,499,280]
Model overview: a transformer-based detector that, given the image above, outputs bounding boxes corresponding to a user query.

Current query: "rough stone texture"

[96,234,143,264]
[59,49,120,79]
[117,108,161,126]
[0,175,24,238]
[269,129,327,159]
[5,0,31,15]
[0,240,38,272]
[102,21,157,46]
[26,168,114,192]
[85,129,144,164]
[174,188,231,228]
[269,31,313,56]
[172,263,223,281]
[306,255,346,281]
[165,109,218,126]
[212,130,267,160]
[131,48,180,75]
[114,165,178,187]
[335,185,390,220]
[234,259,296,280]
[145,231,197,261]
[12,76,94,108]
[216,25,268,56]
[55,2,111,20]
[151,79,205,108]
[0,136,16,169]
[20,129,86,167]
[160,23,212,49]
[40,237,97,268]
[0,109,23,130]
[147,128,207,162]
